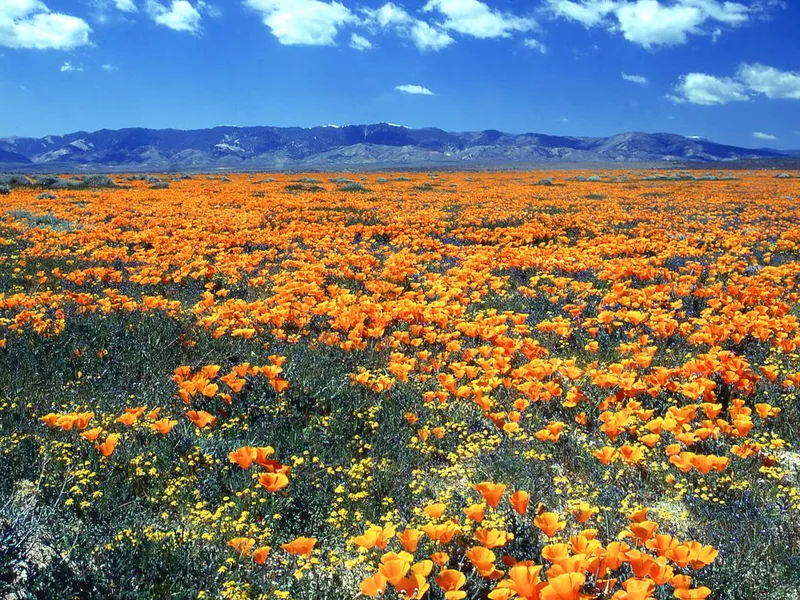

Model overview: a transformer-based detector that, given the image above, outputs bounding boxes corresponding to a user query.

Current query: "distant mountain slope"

[0,124,789,171]
[0,147,31,165]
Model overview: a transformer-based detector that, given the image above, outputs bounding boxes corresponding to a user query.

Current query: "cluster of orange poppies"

[352,489,716,600]
[5,170,799,597]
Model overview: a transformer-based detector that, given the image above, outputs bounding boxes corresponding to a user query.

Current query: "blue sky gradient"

[1,0,798,148]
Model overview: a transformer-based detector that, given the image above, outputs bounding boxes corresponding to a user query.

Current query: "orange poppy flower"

[474,528,513,549]
[359,572,387,597]
[464,503,486,523]
[627,520,659,544]
[253,546,270,565]
[115,412,138,426]
[424,502,447,519]
[395,574,429,600]
[666,545,698,569]
[151,418,178,435]
[673,588,712,600]
[397,528,424,553]
[466,545,497,575]
[80,427,103,442]
[593,446,617,465]
[96,433,120,457]
[186,410,216,429]
[541,543,570,565]
[227,537,255,557]
[228,446,258,469]
[509,490,529,515]
[280,536,316,557]
[646,534,679,556]
[535,512,566,537]
[436,569,467,600]
[259,472,289,492]
[628,508,649,523]
[626,549,656,578]
[540,572,585,600]
[379,555,410,585]
[40,413,59,427]
[475,481,507,509]
[573,502,598,524]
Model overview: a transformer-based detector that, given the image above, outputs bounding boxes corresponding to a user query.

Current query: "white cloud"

[622,72,648,84]
[737,63,800,100]
[753,131,777,141]
[615,1,706,46]
[547,0,753,48]
[422,0,535,39]
[349,32,371,50]
[368,2,410,28]
[366,1,537,50]
[245,0,355,46]
[102,63,119,71]
[669,72,749,105]
[60,61,84,72]
[547,0,616,26]
[395,84,434,95]
[670,63,800,105]
[146,0,202,32]
[524,38,547,53]
[409,20,453,50]
[114,0,137,11]
[0,1,92,49]
[365,3,453,51]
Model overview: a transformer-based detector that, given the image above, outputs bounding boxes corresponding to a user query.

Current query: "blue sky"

[0,0,798,148]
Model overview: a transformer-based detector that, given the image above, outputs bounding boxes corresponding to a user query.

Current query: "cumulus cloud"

[668,72,749,105]
[753,131,777,141]
[616,1,707,46]
[146,0,202,33]
[547,0,761,48]
[102,63,119,71]
[349,32,372,50]
[422,0,536,39]
[395,84,434,95]
[524,38,547,53]
[60,61,84,72]
[114,0,138,11]
[622,72,648,84]
[0,1,92,49]
[547,0,616,26]
[245,0,355,46]
[736,63,800,100]
[365,3,454,51]
[669,63,800,104]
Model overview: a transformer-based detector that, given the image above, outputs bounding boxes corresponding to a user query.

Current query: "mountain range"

[0,123,796,171]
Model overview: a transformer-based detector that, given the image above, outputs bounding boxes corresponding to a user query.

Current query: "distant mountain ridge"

[0,123,792,171]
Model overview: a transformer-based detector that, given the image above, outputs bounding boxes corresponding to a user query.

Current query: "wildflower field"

[2,170,800,600]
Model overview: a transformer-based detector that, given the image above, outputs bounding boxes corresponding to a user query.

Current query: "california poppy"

[151,418,178,435]
[475,481,506,509]
[259,472,289,492]
[228,446,258,469]
[535,512,566,538]
[96,433,120,457]
[186,410,216,429]
[280,536,316,557]
[509,490,529,515]
[359,572,387,597]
